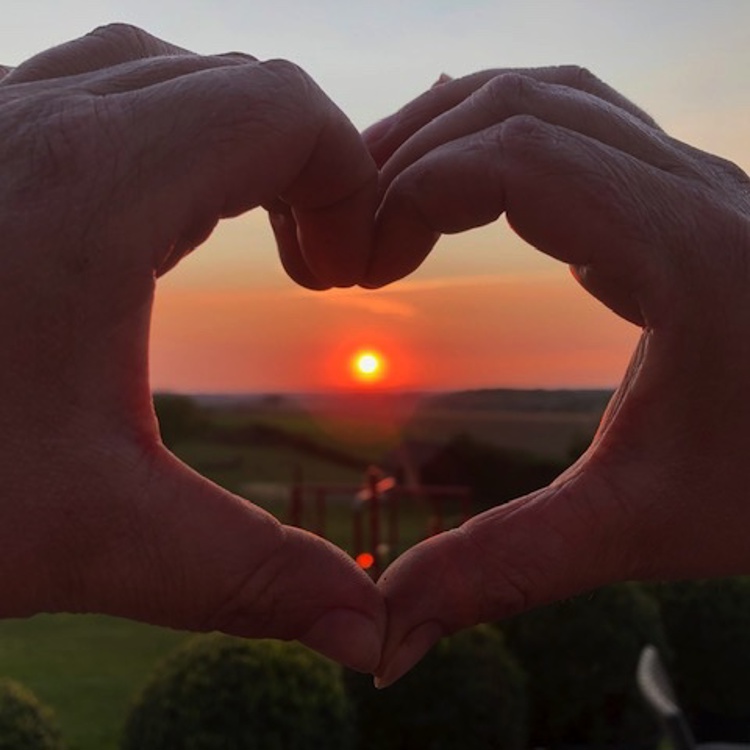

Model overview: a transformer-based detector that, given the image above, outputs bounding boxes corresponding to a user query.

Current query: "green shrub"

[653,577,750,740]
[0,678,64,750]
[121,634,354,750]
[346,625,527,750]
[502,583,666,748]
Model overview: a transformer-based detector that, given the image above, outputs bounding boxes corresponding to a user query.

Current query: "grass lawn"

[0,614,190,750]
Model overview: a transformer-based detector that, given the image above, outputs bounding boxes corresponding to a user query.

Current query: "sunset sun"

[350,349,386,385]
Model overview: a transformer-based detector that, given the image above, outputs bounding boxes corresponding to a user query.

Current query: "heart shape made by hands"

[3,24,750,688]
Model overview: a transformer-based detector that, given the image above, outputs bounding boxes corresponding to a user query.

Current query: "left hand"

[0,24,383,673]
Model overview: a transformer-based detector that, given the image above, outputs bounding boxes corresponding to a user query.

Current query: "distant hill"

[175,389,614,462]
[421,388,613,414]
[186,388,613,414]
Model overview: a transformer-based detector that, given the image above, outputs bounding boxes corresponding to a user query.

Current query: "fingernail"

[302,609,382,674]
[431,72,453,88]
[375,621,443,688]
[268,211,289,230]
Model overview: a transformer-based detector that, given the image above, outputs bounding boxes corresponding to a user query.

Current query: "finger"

[81,54,258,96]
[364,65,657,168]
[282,108,378,286]
[5,23,192,84]
[266,203,329,290]
[366,116,687,325]
[375,472,636,686]
[110,59,376,286]
[431,73,453,88]
[499,116,700,325]
[366,70,674,287]
[365,128,504,287]
[363,73,683,288]
[379,73,682,199]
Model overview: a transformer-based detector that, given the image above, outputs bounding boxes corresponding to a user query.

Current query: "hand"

[0,24,384,672]
[364,67,750,685]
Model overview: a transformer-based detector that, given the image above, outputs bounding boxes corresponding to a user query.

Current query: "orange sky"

[149,217,641,393]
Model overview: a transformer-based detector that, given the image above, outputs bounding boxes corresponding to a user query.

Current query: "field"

[0,389,611,750]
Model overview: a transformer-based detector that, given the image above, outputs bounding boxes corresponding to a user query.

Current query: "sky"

[4,1,749,393]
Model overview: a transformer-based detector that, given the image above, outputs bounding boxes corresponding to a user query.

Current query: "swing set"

[287,467,472,578]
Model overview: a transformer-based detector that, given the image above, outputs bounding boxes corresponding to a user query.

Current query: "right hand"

[361,66,750,686]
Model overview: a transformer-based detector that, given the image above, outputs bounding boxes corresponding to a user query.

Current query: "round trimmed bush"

[346,624,527,750]
[121,634,354,750]
[653,577,750,741]
[502,583,667,749]
[0,679,64,750]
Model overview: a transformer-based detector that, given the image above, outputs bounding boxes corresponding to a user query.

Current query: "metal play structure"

[287,467,472,578]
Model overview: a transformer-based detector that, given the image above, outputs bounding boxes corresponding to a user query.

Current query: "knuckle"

[558,64,602,91]
[486,71,533,101]
[87,22,155,52]
[501,113,545,140]
[470,73,537,122]
[260,58,312,90]
[716,155,750,188]
[258,59,322,114]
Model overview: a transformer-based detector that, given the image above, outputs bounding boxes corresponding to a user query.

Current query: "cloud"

[302,289,417,318]
[371,273,545,294]
[291,271,566,318]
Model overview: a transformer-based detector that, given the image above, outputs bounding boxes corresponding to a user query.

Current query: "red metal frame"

[287,477,471,578]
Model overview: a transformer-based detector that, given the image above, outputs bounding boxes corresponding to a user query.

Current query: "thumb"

[375,467,636,686]
[75,448,385,673]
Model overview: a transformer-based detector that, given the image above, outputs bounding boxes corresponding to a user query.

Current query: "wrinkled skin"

[3,25,750,687]
[363,68,750,685]
[0,24,384,673]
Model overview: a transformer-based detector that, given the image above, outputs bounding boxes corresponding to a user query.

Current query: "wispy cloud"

[296,271,562,301]
[289,272,566,318]
[314,292,417,318]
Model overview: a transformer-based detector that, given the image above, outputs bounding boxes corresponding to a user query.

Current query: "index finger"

[108,59,376,288]
[5,23,193,84]
[365,65,658,168]
[279,98,378,288]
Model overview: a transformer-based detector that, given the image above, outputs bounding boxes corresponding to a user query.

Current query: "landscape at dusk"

[2,4,750,749]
